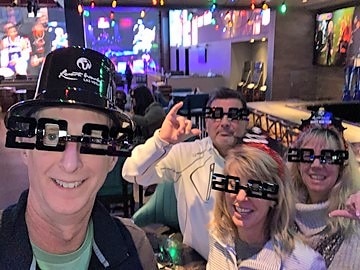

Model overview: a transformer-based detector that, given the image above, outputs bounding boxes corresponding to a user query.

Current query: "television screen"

[314,6,357,66]
[169,8,272,47]
[0,6,68,78]
[83,7,160,74]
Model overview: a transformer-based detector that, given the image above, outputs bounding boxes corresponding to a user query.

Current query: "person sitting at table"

[287,108,360,269]
[207,136,326,269]
[130,85,166,140]
[115,89,127,111]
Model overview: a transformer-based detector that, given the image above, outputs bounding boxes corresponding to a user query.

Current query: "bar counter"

[247,100,360,143]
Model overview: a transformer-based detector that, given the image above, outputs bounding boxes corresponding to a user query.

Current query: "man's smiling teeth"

[310,174,326,180]
[53,179,84,188]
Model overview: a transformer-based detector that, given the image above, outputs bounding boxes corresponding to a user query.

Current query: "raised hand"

[159,101,201,144]
[329,191,360,220]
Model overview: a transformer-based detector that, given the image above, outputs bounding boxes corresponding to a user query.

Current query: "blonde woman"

[287,109,360,269]
[207,142,325,269]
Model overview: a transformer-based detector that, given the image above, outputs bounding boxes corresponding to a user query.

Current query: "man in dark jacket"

[0,47,157,269]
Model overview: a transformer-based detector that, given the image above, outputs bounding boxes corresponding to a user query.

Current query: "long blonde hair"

[210,144,296,258]
[287,126,360,236]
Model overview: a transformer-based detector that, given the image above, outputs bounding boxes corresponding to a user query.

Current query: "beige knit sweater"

[295,201,360,270]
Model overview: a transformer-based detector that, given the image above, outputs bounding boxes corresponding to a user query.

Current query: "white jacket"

[122,131,224,259]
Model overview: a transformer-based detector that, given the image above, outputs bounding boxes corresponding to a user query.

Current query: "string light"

[262,1,268,10]
[90,0,95,8]
[280,1,287,14]
[77,1,84,15]
[111,0,117,8]
[140,9,146,18]
[152,0,157,6]
[251,3,255,10]
[160,0,164,6]
[209,0,217,12]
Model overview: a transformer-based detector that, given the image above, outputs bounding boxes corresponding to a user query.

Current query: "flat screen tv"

[0,6,68,78]
[314,6,359,66]
[83,7,160,75]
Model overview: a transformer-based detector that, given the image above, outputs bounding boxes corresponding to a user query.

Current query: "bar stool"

[178,93,209,138]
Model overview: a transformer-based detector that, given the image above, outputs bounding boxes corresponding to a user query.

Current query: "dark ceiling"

[80,0,358,11]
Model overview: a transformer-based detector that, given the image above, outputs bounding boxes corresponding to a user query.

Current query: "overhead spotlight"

[111,0,117,8]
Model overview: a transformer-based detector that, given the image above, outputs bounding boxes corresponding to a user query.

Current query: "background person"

[130,85,166,140]
[125,62,133,93]
[0,47,157,269]
[122,88,249,259]
[115,89,128,111]
[207,142,326,269]
[287,109,360,269]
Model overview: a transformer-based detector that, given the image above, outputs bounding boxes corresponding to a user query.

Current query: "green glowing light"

[280,2,287,14]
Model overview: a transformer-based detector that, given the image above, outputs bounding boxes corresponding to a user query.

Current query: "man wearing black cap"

[0,47,157,269]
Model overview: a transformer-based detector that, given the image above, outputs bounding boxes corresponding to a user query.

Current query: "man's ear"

[205,118,210,133]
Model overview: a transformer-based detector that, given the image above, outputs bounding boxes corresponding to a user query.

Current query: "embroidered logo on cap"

[76,57,92,70]
[58,57,100,86]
